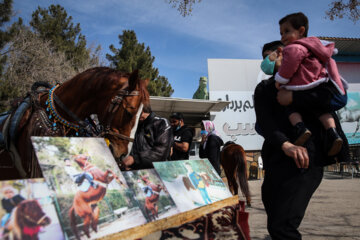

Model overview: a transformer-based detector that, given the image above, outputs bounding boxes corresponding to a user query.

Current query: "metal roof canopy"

[150,96,230,127]
[319,37,360,56]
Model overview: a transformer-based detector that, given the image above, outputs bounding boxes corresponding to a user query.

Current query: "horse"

[220,141,251,206]
[69,154,123,240]
[0,67,149,179]
[141,176,167,221]
[6,199,51,240]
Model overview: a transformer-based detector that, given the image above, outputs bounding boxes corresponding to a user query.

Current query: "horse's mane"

[61,67,150,109]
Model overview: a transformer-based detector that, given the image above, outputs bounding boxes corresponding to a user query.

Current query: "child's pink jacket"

[275,36,347,95]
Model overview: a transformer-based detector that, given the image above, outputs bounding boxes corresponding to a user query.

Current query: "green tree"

[326,0,359,22]
[30,4,91,70]
[0,0,22,76]
[106,30,174,97]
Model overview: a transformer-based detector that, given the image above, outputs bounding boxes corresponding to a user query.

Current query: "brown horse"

[220,141,251,206]
[7,199,51,240]
[69,154,123,240]
[0,67,149,179]
[141,176,166,221]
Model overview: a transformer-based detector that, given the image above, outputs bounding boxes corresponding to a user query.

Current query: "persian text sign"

[208,59,266,150]
[210,91,263,150]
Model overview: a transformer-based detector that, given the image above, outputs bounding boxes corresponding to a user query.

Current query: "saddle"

[0,82,51,177]
[0,96,32,151]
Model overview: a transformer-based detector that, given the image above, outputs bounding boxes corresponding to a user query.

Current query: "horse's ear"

[128,69,139,90]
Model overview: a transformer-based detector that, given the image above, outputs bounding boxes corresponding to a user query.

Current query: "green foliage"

[30,4,90,70]
[148,75,174,97]
[0,0,22,77]
[105,190,128,209]
[153,161,186,182]
[106,30,174,97]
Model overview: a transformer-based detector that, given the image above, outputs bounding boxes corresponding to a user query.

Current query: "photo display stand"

[30,137,239,240]
[100,195,239,240]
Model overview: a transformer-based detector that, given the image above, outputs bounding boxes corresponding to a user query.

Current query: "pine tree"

[106,30,174,97]
[30,4,90,70]
[0,0,22,76]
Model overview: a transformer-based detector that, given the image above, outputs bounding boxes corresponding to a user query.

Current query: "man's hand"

[122,156,134,170]
[277,89,293,106]
[281,141,309,169]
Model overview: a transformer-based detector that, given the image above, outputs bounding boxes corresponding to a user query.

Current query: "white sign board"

[208,59,268,150]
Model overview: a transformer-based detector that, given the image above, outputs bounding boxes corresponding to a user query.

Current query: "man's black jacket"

[254,77,349,170]
[130,112,173,169]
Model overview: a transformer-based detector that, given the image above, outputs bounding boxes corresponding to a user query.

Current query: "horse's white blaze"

[127,103,143,156]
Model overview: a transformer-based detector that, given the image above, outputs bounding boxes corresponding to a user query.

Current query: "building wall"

[338,62,360,84]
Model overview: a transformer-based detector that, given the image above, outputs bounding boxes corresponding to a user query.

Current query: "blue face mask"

[260,55,276,75]
[200,130,208,136]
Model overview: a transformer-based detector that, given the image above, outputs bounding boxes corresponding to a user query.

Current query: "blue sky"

[13,0,360,98]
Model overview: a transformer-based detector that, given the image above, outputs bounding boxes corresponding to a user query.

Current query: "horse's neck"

[55,83,107,119]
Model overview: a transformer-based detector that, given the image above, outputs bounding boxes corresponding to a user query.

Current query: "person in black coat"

[255,40,349,240]
[122,104,173,170]
[199,120,223,175]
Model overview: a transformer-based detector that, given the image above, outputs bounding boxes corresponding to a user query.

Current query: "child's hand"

[268,51,278,61]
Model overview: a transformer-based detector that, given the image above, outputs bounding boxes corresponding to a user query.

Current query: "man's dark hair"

[64,158,70,162]
[170,112,184,120]
[279,12,309,37]
[262,41,283,58]
[142,104,152,113]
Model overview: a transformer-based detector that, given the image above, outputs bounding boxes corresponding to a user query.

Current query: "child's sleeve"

[275,45,307,84]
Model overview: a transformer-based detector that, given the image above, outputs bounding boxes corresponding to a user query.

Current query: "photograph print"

[31,136,147,240]
[123,169,179,222]
[153,159,232,212]
[337,91,360,145]
[0,178,65,240]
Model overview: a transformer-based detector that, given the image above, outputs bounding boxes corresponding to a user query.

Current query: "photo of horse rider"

[64,157,98,190]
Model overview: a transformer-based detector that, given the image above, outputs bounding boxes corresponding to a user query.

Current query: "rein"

[46,84,140,142]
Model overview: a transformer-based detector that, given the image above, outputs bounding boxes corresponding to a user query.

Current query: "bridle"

[24,212,48,225]
[101,88,140,142]
[46,83,141,142]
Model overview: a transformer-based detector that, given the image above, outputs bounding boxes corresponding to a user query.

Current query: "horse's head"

[54,67,150,162]
[17,200,51,227]
[73,154,90,169]
[104,70,150,161]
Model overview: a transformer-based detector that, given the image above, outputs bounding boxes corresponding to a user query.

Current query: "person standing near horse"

[255,39,349,240]
[1,186,25,236]
[169,112,194,160]
[199,120,223,175]
[122,104,173,170]
[64,157,98,189]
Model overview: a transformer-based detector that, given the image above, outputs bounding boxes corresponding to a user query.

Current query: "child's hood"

[292,36,336,64]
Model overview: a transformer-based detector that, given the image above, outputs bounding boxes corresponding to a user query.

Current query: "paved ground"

[247,172,360,240]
